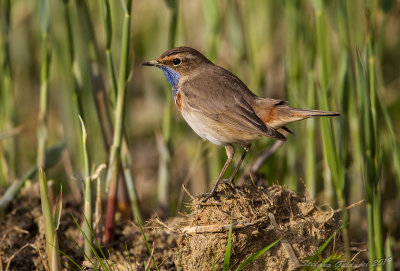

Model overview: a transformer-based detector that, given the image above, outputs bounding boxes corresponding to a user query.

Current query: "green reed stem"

[0,0,12,128]
[75,0,115,150]
[317,83,344,205]
[39,169,61,270]
[367,204,376,271]
[79,117,93,259]
[379,98,400,189]
[366,8,384,266]
[36,1,61,268]
[121,140,143,224]
[101,0,117,106]
[105,0,133,242]
[355,46,382,270]
[157,0,178,217]
[337,3,365,264]
[313,0,351,264]
[37,0,50,169]
[0,0,16,186]
[203,0,222,186]
[385,236,393,271]
[336,8,355,260]
[355,50,374,269]
[74,1,101,65]
[312,0,338,205]
[284,0,303,191]
[338,56,352,265]
[313,0,346,207]
[305,72,316,197]
[63,0,83,114]
[61,0,88,189]
[37,0,51,255]
[101,0,142,225]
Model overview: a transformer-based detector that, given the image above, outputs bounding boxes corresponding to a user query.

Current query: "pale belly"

[181,108,262,146]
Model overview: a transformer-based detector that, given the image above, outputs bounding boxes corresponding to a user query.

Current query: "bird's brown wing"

[182,65,286,141]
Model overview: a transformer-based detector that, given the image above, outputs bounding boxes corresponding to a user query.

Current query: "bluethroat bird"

[143,47,339,201]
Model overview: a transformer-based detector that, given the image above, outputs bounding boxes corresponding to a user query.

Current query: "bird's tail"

[263,106,340,130]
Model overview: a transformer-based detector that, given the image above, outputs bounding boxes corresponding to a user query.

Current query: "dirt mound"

[0,187,85,270]
[0,185,177,271]
[0,182,342,270]
[171,183,342,270]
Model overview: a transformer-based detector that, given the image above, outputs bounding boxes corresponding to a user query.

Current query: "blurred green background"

[1,0,400,265]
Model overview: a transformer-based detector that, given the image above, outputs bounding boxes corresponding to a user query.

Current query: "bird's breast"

[175,91,182,112]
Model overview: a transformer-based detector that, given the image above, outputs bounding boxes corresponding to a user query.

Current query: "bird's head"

[142,47,212,91]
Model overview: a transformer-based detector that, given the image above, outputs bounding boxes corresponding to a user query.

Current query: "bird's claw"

[201,191,214,203]
[200,179,236,203]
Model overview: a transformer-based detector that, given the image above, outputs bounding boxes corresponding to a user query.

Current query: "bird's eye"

[172,58,181,66]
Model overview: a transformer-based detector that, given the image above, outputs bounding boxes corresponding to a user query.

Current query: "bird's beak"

[141,60,160,67]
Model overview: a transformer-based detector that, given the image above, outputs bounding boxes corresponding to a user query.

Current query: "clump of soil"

[0,184,177,271]
[0,182,342,270]
[171,182,342,271]
[0,194,48,270]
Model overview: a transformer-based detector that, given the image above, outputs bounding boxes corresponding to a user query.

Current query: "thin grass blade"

[139,224,160,271]
[223,219,233,271]
[235,237,281,271]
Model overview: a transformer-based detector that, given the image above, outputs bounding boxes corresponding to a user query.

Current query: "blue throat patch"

[158,66,181,99]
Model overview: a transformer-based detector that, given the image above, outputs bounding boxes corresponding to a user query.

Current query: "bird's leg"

[202,145,235,202]
[227,144,251,184]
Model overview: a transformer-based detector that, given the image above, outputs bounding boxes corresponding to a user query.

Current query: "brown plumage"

[143,46,339,200]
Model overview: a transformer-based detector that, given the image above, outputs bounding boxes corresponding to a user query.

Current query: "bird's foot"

[201,186,222,202]
[201,179,236,203]
[200,190,215,203]
[220,178,235,186]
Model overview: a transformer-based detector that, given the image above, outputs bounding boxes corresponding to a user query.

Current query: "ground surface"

[0,181,349,270]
